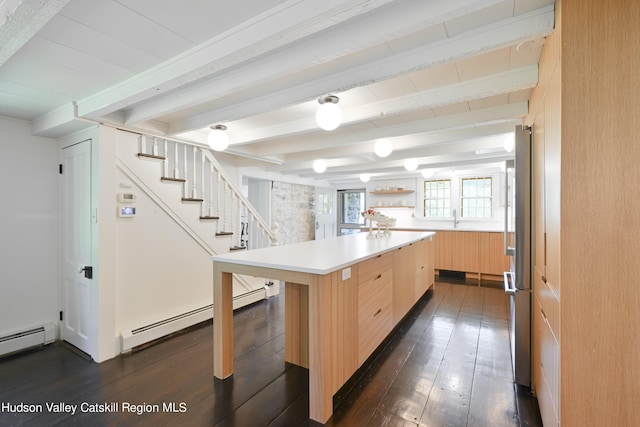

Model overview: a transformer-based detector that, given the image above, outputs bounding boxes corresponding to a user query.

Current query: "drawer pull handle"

[374,308,382,317]
[375,274,382,280]
[541,275,547,284]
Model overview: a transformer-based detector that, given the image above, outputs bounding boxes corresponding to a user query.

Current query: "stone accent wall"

[271,181,316,245]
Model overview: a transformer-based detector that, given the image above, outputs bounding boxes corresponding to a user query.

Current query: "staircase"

[116,131,278,310]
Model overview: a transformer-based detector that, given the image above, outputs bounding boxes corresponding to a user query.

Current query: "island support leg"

[213,264,234,379]
[308,273,334,423]
[285,282,309,368]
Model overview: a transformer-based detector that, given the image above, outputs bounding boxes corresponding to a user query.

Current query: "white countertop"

[211,231,435,275]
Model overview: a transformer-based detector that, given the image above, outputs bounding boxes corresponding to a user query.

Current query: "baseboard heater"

[120,288,266,353]
[0,323,56,357]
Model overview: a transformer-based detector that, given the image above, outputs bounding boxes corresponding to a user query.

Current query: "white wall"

[113,166,214,335]
[0,117,60,337]
[340,169,508,232]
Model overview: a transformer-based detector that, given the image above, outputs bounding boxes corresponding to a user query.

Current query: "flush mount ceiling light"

[374,138,393,158]
[503,133,515,152]
[207,125,229,151]
[315,95,342,131]
[360,173,371,183]
[313,159,327,173]
[421,169,434,179]
[404,158,419,171]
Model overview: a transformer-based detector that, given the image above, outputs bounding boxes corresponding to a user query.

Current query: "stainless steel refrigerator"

[503,125,532,388]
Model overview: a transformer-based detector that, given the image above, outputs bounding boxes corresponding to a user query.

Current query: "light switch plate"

[342,267,351,281]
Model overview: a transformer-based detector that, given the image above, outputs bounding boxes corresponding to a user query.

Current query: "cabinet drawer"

[358,269,393,364]
[357,252,392,284]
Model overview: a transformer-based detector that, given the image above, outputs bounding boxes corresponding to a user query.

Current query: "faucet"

[453,209,459,229]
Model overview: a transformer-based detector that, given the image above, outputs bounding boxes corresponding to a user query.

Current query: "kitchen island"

[211,231,435,423]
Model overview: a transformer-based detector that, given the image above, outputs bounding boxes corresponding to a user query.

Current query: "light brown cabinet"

[392,243,414,324]
[434,230,509,280]
[351,237,435,377]
[357,253,393,364]
[295,236,436,399]
[525,3,640,425]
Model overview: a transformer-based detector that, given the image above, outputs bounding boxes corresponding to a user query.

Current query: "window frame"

[460,176,493,219]
[420,173,501,223]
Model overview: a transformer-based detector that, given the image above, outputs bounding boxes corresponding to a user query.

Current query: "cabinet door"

[478,232,510,275]
[434,231,453,271]
[435,231,479,274]
[392,244,414,324]
[450,231,479,273]
[413,238,431,298]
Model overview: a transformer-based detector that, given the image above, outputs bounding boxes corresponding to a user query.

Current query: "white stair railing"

[138,135,277,251]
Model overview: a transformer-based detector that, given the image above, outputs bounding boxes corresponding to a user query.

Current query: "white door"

[315,188,336,239]
[61,140,94,356]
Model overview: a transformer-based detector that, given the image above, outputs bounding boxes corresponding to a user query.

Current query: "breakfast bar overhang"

[211,231,436,423]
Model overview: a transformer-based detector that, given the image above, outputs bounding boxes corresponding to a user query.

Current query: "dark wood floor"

[0,279,542,427]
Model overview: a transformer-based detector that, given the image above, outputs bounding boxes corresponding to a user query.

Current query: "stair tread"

[138,153,166,160]
[161,177,186,183]
[200,216,220,220]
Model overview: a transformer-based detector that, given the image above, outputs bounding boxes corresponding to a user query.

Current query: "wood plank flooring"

[0,279,542,426]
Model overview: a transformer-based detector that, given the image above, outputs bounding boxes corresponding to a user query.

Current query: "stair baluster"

[208,163,214,218]
[173,142,179,179]
[183,144,188,197]
[201,149,206,217]
[162,139,168,178]
[137,134,276,251]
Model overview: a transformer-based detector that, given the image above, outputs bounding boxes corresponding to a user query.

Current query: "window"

[423,179,451,218]
[461,177,492,218]
[337,189,365,235]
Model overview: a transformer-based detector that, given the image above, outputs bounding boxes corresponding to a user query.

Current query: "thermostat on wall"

[118,206,136,217]
[118,193,136,203]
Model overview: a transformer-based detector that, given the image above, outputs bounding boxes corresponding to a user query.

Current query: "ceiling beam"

[74,0,397,120]
[267,134,511,174]
[227,65,536,146]
[0,0,70,66]
[122,0,505,126]
[165,4,553,134]
[281,122,518,162]
[294,151,513,179]
[252,102,528,157]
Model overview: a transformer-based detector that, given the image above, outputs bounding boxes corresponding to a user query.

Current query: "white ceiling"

[0,0,555,184]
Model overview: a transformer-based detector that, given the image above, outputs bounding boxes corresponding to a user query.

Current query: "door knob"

[79,266,93,279]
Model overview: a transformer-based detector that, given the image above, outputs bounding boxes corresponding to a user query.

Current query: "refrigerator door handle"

[503,271,516,295]
[504,159,515,256]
